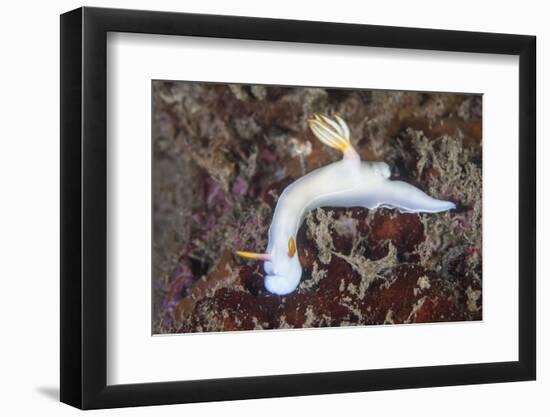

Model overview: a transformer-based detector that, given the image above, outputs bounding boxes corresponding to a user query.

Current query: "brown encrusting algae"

[152,81,482,334]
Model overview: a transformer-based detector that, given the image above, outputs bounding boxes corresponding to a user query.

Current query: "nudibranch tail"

[373,180,457,214]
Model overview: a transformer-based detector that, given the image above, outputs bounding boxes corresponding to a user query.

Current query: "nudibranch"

[236,114,456,295]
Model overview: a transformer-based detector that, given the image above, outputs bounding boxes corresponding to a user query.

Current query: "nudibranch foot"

[264,273,301,296]
[235,114,456,296]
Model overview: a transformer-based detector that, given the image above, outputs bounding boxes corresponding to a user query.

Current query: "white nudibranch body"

[236,114,456,295]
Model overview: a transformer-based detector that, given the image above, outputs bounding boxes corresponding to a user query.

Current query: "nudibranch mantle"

[236,114,456,295]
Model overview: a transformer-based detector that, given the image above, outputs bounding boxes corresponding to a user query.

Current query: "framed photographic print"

[60,6,536,409]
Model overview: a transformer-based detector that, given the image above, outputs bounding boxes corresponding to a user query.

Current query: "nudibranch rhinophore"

[236,114,456,295]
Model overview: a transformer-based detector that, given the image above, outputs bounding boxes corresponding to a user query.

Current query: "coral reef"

[152,81,482,333]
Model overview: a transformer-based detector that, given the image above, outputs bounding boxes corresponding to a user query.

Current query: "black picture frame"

[60,6,536,410]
